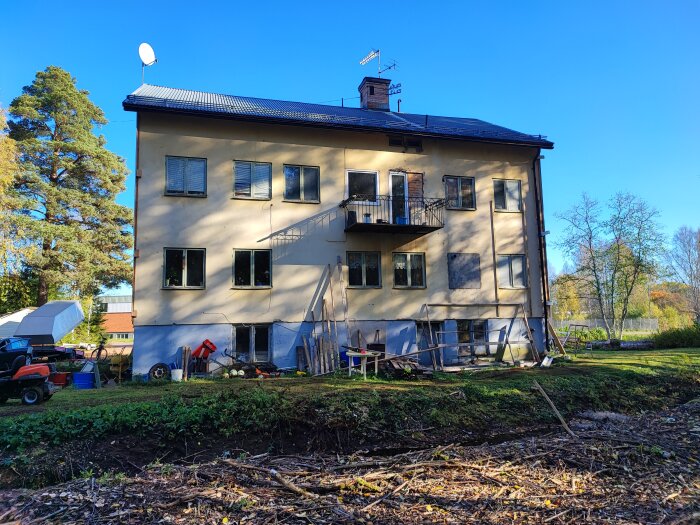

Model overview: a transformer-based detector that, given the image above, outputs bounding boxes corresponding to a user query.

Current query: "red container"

[50,372,71,387]
[192,339,217,359]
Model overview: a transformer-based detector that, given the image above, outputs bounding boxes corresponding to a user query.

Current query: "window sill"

[164,193,207,198]
[347,285,382,289]
[282,199,321,204]
[393,286,427,290]
[494,209,522,213]
[231,196,272,201]
[498,286,529,290]
[161,286,206,290]
[231,286,272,290]
[446,207,477,211]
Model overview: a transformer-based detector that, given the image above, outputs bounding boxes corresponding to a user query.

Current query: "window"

[284,165,320,202]
[109,333,131,340]
[456,320,488,357]
[393,253,425,288]
[445,176,476,209]
[347,252,381,287]
[234,325,270,362]
[233,249,272,287]
[498,254,527,288]
[234,161,272,199]
[163,248,205,289]
[447,253,481,289]
[165,156,206,196]
[347,170,378,202]
[494,179,522,211]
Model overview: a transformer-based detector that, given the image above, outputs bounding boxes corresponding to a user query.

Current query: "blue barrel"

[73,372,95,389]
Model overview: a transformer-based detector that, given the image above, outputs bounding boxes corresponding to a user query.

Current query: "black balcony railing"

[339,195,446,234]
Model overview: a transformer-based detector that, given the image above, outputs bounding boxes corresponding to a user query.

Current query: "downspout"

[132,113,141,320]
[531,149,551,351]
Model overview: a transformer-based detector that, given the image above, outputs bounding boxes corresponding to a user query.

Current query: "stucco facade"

[128,87,551,375]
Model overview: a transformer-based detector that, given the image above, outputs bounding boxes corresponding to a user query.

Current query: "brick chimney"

[358,77,391,110]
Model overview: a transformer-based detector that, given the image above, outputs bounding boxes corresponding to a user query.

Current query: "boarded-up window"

[447,253,481,289]
[407,172,423,199]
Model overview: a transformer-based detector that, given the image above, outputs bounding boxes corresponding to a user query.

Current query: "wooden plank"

[547,319,567,356]
[489,200,500,318]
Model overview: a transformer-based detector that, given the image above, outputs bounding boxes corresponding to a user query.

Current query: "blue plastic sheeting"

[132,318,546,375]
[133,324,233,375]
[487,317,546,353]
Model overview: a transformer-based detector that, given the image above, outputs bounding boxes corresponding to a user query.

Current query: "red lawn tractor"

[0,361,57,405]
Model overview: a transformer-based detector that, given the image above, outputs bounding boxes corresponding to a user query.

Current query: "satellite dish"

[138,43,157,66]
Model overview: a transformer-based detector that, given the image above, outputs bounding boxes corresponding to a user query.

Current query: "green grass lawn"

[0,349,697,452]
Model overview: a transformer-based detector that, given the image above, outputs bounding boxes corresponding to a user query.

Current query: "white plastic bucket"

[171,369,184,382]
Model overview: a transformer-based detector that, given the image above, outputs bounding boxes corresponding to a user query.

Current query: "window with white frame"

[347,170,378,202]
[393,253,425,288]
[234,325,270,362]
[233,161,272,199]
[445,176,476,209]
[493,179,522,211]
[163,248,205,288]
[165,156,206,196]
[233,249,272,287]
[284,165,320,202]
[497,254,527,288]
[347,252,381,287]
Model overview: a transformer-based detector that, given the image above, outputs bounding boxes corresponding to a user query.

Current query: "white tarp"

[14,301,84,345]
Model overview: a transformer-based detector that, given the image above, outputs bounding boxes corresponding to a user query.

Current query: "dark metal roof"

[123,84,553,149]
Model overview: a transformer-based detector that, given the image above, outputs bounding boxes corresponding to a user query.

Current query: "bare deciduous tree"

[557,193,663,339]
[666,226,700,325]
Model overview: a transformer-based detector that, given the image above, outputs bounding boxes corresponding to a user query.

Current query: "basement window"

[233,161,272,199]
[165,156,206,196]
[347,252,381,287]
[494,179,522,211]
[498,254,527,288]
[445,176,476,210]
[456,320,488,357]
[163,248,205,289]
[346,170,378,203]
[234,325,270,363]
[233,249,272,288]
[393,252,425,288]
[284,165,320,202]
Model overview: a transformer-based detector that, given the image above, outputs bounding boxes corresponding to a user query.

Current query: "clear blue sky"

[2,1,699,284]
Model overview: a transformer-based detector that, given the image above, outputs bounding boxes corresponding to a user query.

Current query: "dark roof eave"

[122,101,554,150]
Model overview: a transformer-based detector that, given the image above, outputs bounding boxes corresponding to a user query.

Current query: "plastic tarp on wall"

[14,301,85,345]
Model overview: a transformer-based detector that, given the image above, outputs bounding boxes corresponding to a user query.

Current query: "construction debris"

[2,400,698,524]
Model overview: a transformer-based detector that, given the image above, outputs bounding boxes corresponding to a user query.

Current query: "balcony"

[339,195,446,234]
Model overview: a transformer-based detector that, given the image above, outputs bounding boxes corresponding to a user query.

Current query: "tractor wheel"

[148,363,171,381]
[20,387,43,406]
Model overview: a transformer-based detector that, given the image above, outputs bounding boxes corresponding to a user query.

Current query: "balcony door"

[390,171,408,224]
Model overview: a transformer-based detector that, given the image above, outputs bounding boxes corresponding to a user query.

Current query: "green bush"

[653,325,700,349]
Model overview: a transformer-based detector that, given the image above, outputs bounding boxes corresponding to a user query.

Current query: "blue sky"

[2,1,699,287]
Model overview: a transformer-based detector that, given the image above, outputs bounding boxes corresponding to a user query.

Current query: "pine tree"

[8,66,132,305]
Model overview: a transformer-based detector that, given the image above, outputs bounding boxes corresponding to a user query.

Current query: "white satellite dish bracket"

[138,43,157,84]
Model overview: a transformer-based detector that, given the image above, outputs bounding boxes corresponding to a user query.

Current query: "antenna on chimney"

[359,49,398,77]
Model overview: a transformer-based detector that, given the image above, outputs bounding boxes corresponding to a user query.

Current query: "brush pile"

[2,401,698,524]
